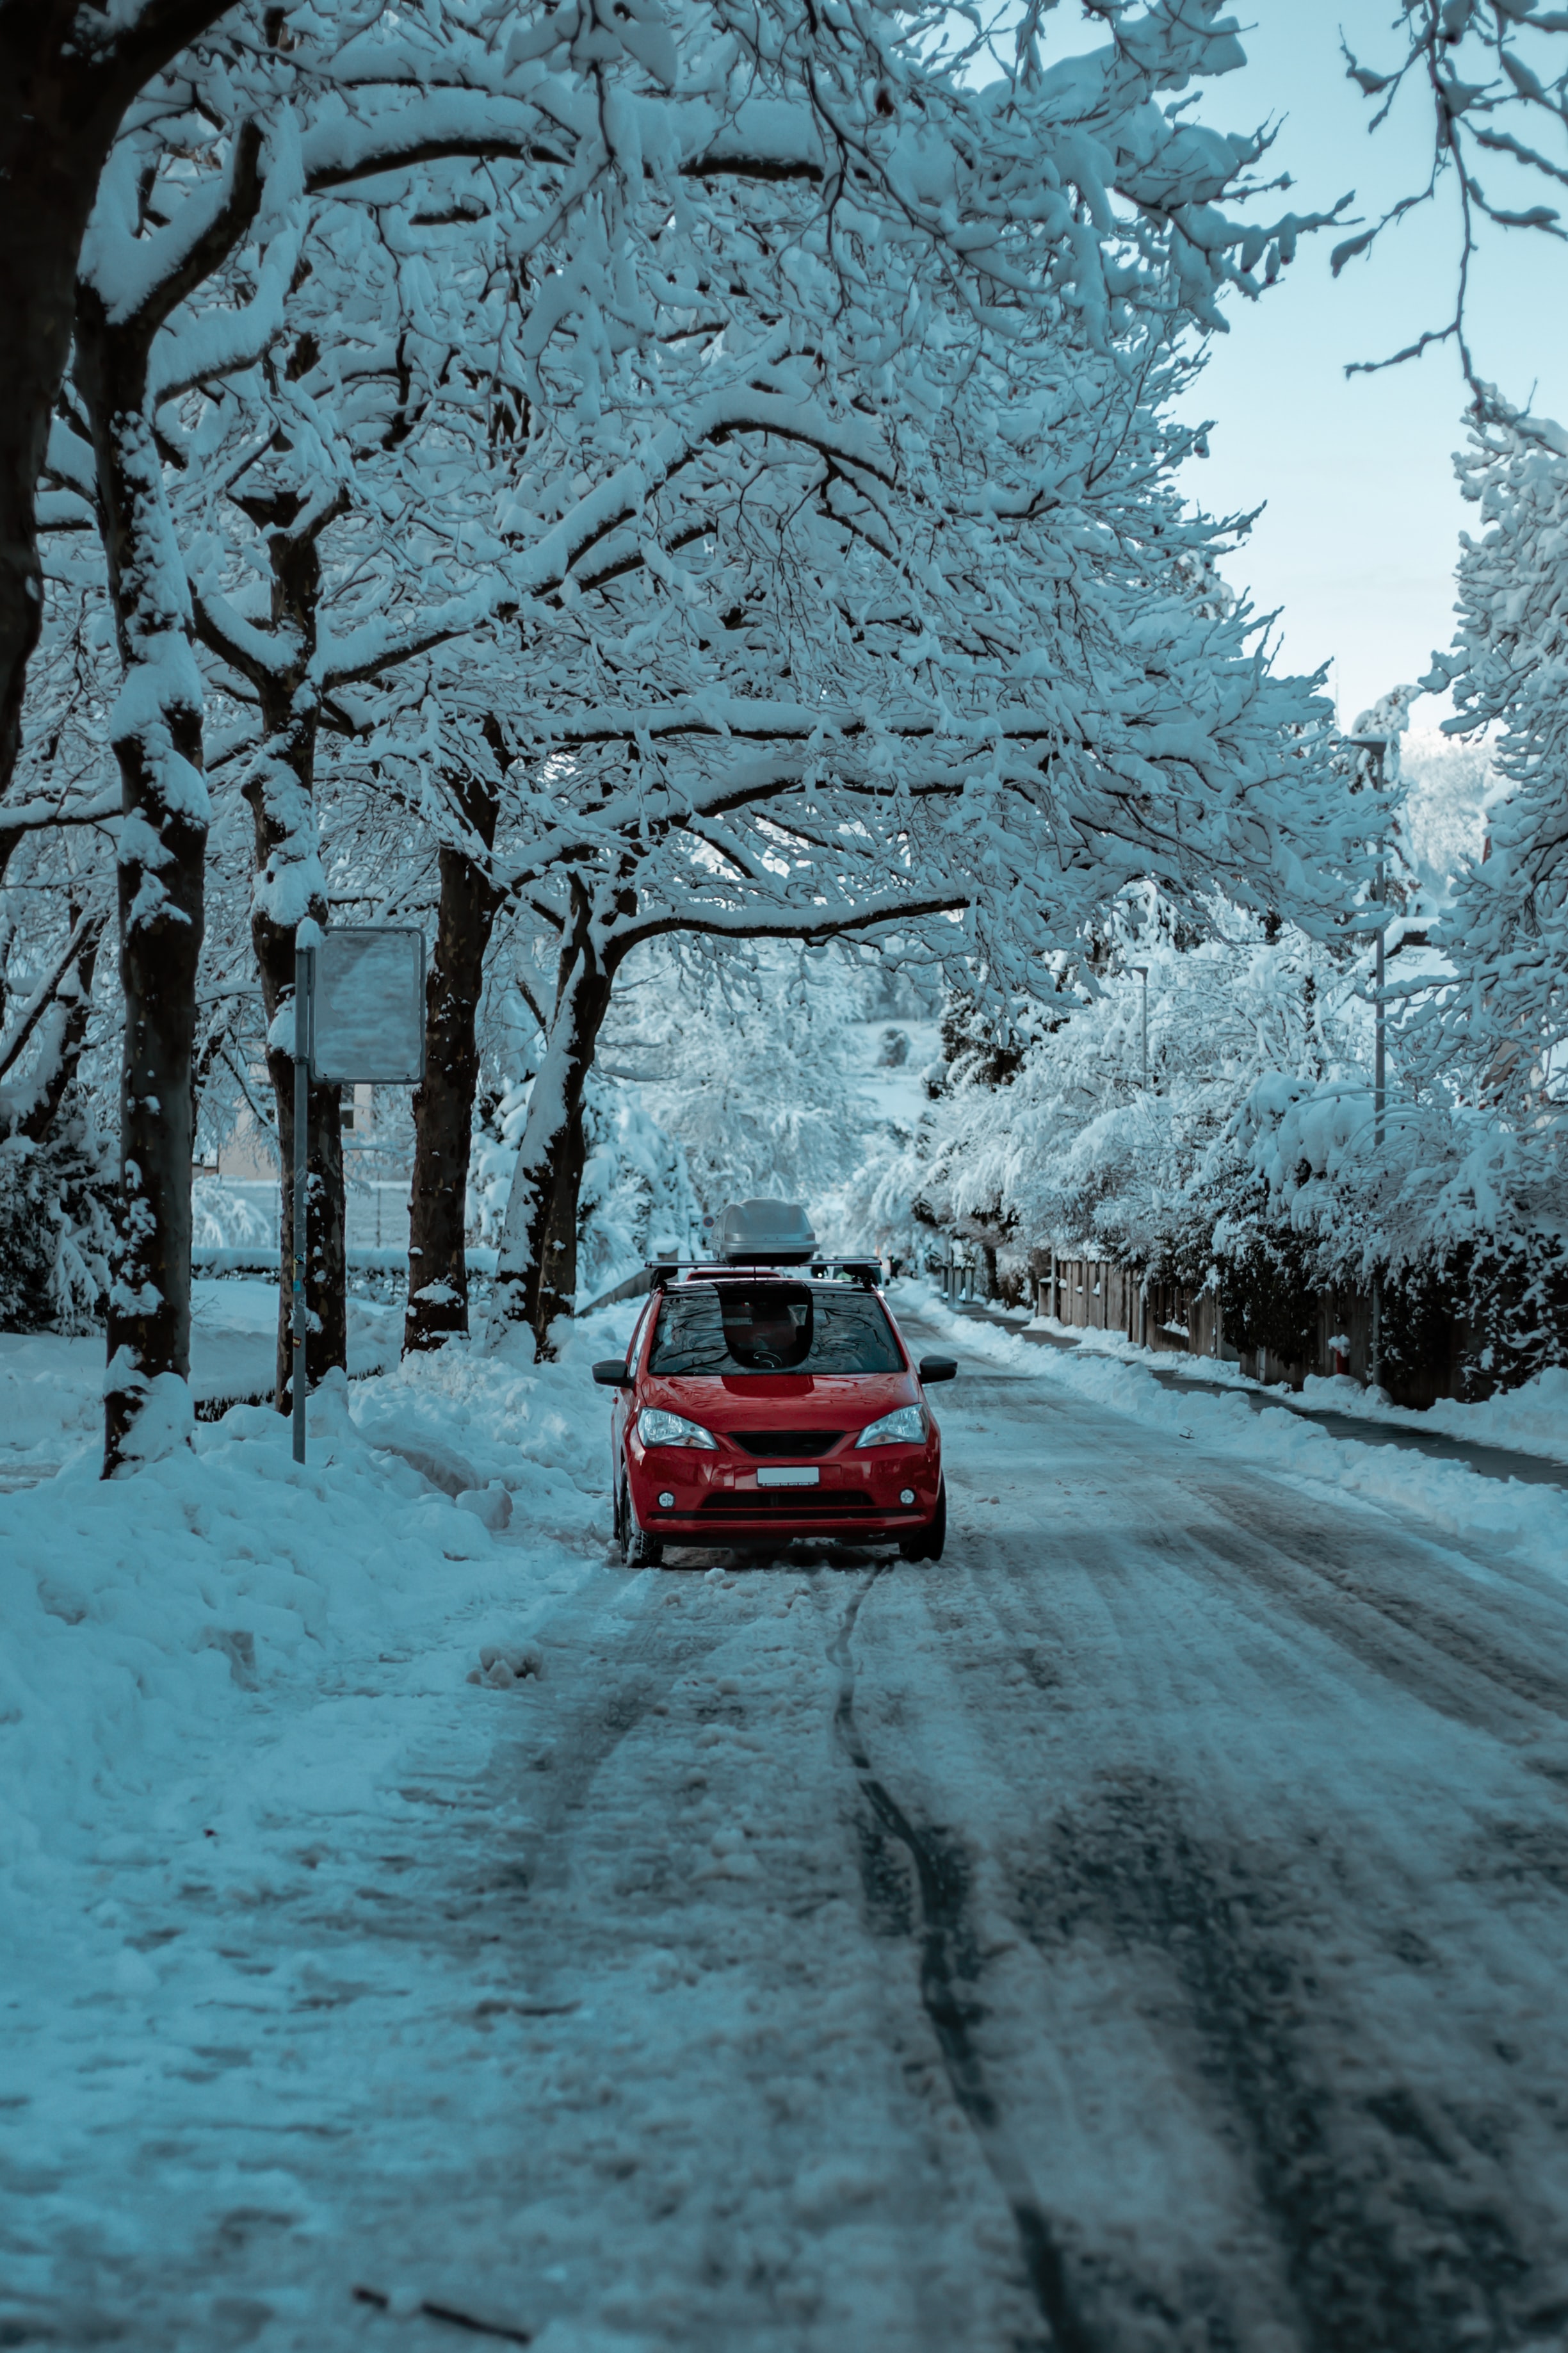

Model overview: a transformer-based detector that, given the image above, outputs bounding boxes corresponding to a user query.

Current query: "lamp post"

[291,921,320,1466]
[1346,737,1389,1388]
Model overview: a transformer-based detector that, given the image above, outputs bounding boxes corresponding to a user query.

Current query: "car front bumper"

[627,1442,940,1541]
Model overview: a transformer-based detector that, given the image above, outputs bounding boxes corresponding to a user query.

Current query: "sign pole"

[291,936,314,1465]
[290,924,423,1449]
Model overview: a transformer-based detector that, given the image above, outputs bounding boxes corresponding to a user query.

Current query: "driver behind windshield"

[649,1285,903,1376]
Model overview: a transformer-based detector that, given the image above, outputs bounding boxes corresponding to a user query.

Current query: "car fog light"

[658,1491,675,1509]
[900,1488,916,1505]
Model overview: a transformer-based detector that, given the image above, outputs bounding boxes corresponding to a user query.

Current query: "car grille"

[729,1430,845,1458]
[699,1490,878,1516]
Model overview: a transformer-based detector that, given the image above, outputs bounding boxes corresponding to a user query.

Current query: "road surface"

[20,1315,1568,2352]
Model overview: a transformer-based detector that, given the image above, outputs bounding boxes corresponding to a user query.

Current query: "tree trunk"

[74,296,211,1470]
[405,779,502,1355]
[235,507,349,1409]
[71,98,268,1470]
[105,721,206,1464]
[0,4,236,824]
[489,905,618,1358]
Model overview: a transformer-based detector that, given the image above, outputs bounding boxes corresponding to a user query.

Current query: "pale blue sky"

[1169,1,1568,725]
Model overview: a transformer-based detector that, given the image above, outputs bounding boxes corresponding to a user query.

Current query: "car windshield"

[647,1283,903,1376]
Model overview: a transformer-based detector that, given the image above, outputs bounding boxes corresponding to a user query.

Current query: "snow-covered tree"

[1421,402,1568,1134]
[624,939,887,1232]
[1336,1,1568,384]
[0,1,247,825]
[471,265,1355,1349]
[6,0,1366,1446]
[878,888,1369,1280]
[42,0,660,1458]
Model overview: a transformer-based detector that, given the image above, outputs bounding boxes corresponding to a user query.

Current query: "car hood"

[643,1370,919,1436]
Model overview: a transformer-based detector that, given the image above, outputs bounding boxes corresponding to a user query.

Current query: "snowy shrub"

[0,1096,114,1334]
[1457,1233,1568,1392]
[1209,1189,1326,1368]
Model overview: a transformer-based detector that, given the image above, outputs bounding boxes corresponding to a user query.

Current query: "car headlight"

[637,1406,718,1450]
[855,1403,925,1448]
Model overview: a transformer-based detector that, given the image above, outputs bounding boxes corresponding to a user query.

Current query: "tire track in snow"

[894,1353,1560,2349]
[1001,1471,1550,2353]
[509,1568,736,1896]
[1015,1772,1534,2353]
[1195,1480,1568,1737]
[828,1569,1094,2353]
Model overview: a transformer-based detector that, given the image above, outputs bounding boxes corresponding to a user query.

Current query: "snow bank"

[0,1308,633,1894]
[918,1287,1568,1467]
[1296,1364,1568,1463]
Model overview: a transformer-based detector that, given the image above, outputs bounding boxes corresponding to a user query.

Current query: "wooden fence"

[933,1242,1460,1410]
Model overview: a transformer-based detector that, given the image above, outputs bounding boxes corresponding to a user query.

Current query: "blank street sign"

[310,928,426,1085]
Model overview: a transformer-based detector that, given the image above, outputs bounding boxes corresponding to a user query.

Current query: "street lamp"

[1346,736,1390,1387]
[1128,964,1149,1088]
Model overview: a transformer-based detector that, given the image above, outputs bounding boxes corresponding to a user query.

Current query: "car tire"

[899,1478,946,1563]
[619,1476,664,1569]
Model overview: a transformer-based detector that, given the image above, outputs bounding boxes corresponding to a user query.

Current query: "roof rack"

[645,1256,884,1289]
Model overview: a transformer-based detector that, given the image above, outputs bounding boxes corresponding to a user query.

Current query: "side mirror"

[918,1355,958,1385]
[592,1360,634,1388]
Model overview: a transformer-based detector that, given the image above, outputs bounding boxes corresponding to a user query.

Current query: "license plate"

[756,1465,820,1487]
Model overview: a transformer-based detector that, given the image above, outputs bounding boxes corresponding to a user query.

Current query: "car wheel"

[899,1478,945,1564]
[620,1478,663,1569]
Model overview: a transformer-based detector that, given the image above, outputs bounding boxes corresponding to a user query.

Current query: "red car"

[594,1262,956,1566]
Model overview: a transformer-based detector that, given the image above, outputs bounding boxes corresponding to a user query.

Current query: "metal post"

[1372,870,1386,1392]
[1346,734,1391,1391]
[1371,764,1387,1393]
[291,938,312,1465]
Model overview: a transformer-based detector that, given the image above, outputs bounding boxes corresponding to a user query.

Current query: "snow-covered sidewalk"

[0,1280,405,1494]
[0,1312,632,2349]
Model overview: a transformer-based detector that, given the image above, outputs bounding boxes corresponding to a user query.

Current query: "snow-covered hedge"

[881,878,1568,1390]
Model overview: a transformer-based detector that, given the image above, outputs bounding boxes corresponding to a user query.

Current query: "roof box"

[716,1198,818,1265]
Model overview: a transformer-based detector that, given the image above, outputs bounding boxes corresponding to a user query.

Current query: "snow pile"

[0,1303,638,2343]
[0,1315,630,1896]
[1295,1362,1568,1462]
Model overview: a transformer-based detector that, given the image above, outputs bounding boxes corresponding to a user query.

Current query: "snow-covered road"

[12,1314,1568,2352]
